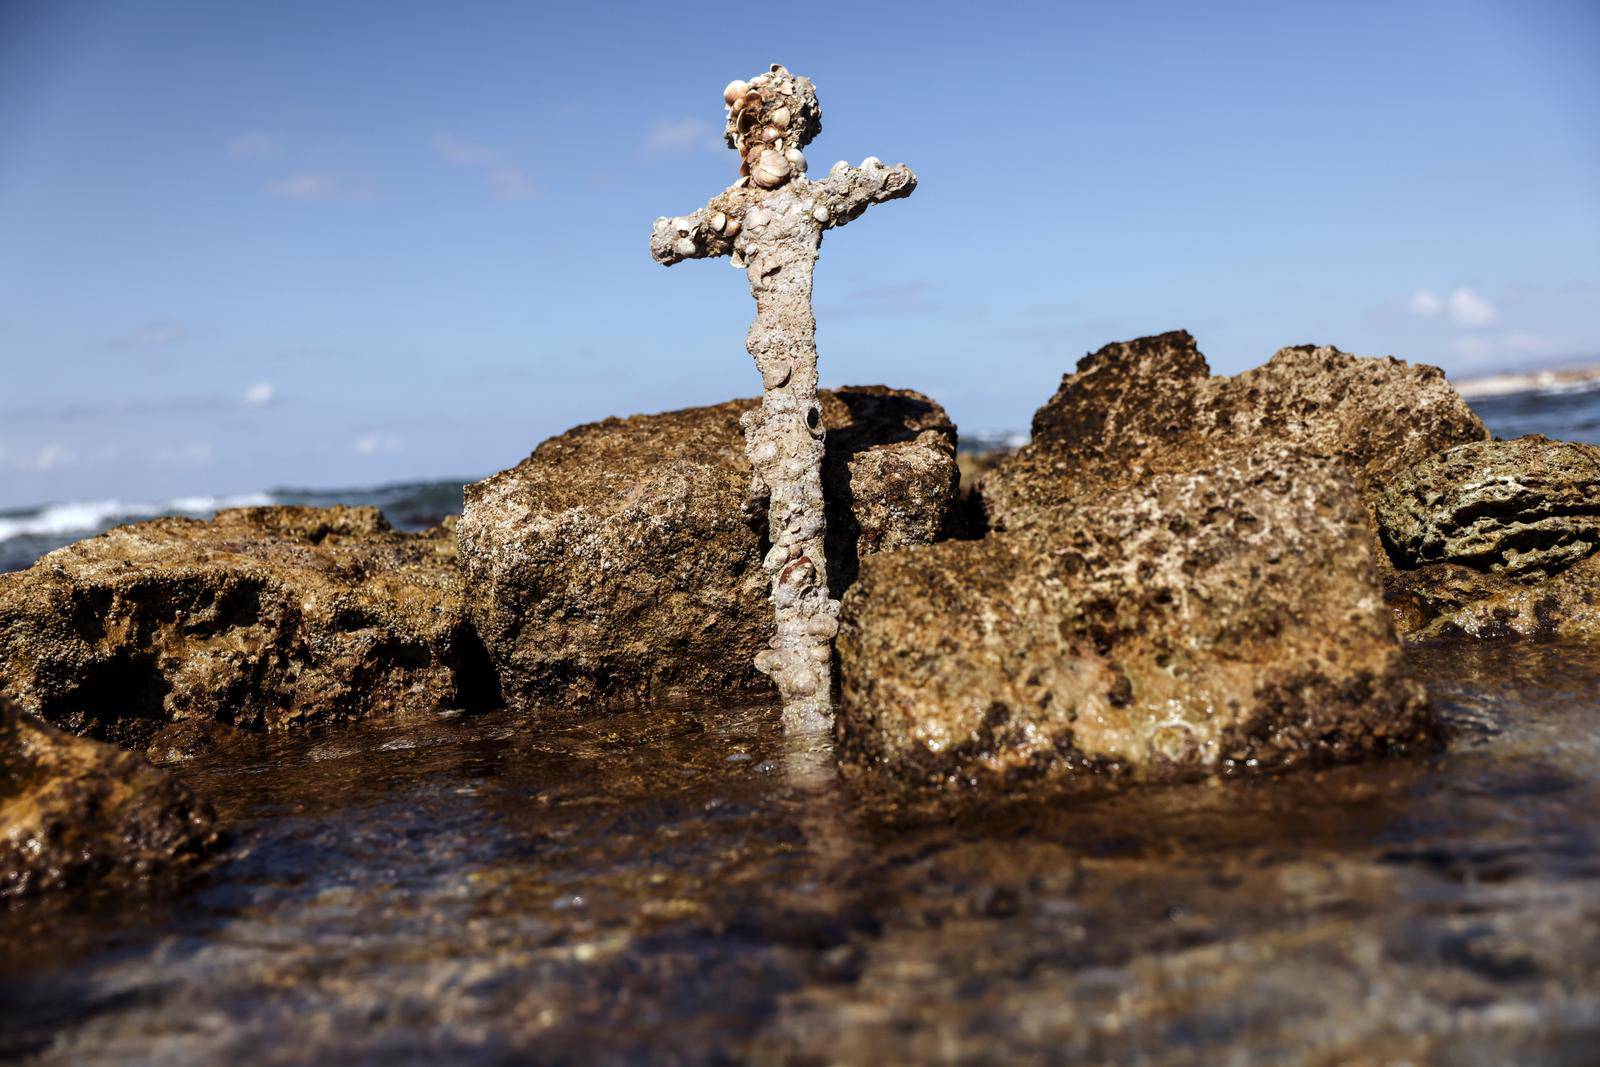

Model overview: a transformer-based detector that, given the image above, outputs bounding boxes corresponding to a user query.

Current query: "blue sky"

[1,0,1597,507]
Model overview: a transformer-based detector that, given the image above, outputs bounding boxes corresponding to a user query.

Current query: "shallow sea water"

[2,640,1598,1065]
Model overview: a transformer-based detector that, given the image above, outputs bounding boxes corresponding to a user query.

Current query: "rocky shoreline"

[4,331,1600,898]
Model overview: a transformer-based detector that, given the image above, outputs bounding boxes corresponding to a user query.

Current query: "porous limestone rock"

[1376,436,1600,580]
[650,64,918,729]
[981,331,1488,532]
[456,387,958,711]
[1,696,221,898]
[0,506,492,757]
[837,448,1433,791]
[1384,555,1600,642]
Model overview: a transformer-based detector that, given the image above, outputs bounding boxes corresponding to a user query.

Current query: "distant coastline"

[1452,365,1600,399]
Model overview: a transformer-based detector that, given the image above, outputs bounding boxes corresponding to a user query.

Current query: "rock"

[1377,436,1600,580]
[0,506,493,755]
[982,331,1487,532]
[1385,555,1600,641]
[457,386,959,707]
[1,697,221,898]
[836,448,1434,790]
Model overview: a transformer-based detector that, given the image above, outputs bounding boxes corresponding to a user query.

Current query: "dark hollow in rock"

[1376,435,1600,581]
[837,448,1435,791]
[0,506,491,757]
[456,386,960,709]
[1,696,221,899]
[980,330,1488,533]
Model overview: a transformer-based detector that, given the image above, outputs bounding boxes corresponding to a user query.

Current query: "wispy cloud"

[109,318,188,350]
[154,441,215,465]
[268,172,371,202]
[431,132,536,200]
[227,131,280,160]
[353,432,403,455]
[432,133,499,167]
[242,382,275,407]
[1409,287,1497,327]
[4,443,77,472]
[644,118,720,156]
[1448,287,1497,327]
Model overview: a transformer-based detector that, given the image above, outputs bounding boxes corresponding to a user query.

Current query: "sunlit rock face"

[979,330,1488,534]
[1378,436,1600,580]
[1377,436,1600,641]
[1,696,221,899]
[837,447,1435,790]
[456,386,960,710]
[0,506,490,760]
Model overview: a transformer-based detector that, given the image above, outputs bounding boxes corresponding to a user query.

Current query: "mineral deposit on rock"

[982,330,1488,532]
[1377,435,1600,580]
[0,506,490,757]
[457,387,958,712]
[1,696,221,898]
[649,64,918,730]
[837,448,1434,790]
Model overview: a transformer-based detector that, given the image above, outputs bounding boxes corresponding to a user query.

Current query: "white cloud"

[488,167,535,200]
[228,132,280,160]
[268,172,369,202]
[242,382,275,407]
[432,133,499,167]
[1448,287,1497,327]
[353,432,403,456]
[644,118,719,156]
[1410,290,1443,317]
[11,444,76,472]
[110,318,188,349]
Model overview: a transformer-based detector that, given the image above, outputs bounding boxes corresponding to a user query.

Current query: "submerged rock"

[981,331,1487,532]
[457,386,959,707]
[0,506,492,756]
[1377,436,1600,580]
[1,697,220,899]
[837,448,1433,790]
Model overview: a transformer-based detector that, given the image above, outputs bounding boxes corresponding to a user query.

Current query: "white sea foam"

[0,493,274,543]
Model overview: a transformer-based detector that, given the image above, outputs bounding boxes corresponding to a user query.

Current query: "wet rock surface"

[981,330,1488,532]
[456,386,958,708]
[1386,553,1600,641]
[1,641,1596,1064]
[0,506,490,757]
[1,697,220,900]
[1378,435,1600,579]
[836,448,1433,789]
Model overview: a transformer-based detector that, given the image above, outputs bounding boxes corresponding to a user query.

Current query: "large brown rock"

[1377,436,1600,580]
[1,697,221,898]
[837,448,1434,791]
[457,386,959,707]
[0,506,492,757]
[981,331,1488,532]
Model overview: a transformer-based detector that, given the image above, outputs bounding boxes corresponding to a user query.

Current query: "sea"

[3,383,1597,575]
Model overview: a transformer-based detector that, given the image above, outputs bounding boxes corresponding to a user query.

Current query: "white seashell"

[750,149,791,189]
[769,106,791,130]
[709,211,727,234]
[753,649,780,674]
[860,156,883,170]
[807,643,831,662]
[811,205,829,223]
[730,251,746,268]
[806,614,839,638]
[762,361,791,389]
[722,217,741,237]
[763,543,789,570]
[831,160,849,175]
[786,669,817,696]
[723,80,749,106]
[673,236,696,256]
[761,126,780,143]
[746,206,771,229]
[784,147,806,174]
